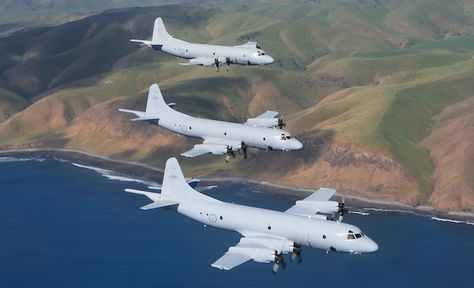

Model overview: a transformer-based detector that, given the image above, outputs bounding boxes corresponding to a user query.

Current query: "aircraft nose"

[292,139,303,150]
[365,238,379,253]
[266,55,274,64]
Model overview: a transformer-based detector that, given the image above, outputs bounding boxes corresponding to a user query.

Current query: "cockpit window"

[281,136,286,140]
[261,52,265,55]
[286,136,292,139]
[347,230,363,240]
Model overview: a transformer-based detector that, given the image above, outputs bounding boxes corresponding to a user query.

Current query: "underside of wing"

[211,252,252,270]
[179,57,215,67]
[181,143,228,157]
[211,235,294,270]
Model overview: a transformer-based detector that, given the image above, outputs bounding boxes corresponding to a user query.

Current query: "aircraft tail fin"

[152,17,172,45]
[125,158,220,210]
[145,83,174,116]
[160,157,196,200]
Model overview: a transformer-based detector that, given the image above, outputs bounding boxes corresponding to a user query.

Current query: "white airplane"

[119,83,303,161]
[125,157,379,273]
[131,17,274,71]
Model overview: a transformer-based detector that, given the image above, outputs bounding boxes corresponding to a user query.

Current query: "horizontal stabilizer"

[140,200,179,210]
[130,39,152,46]
[125,188,178,210]
[130,116,160,122]
[118,109,145,118]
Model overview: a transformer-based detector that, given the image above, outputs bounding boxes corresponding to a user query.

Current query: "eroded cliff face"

[422,97,474,211]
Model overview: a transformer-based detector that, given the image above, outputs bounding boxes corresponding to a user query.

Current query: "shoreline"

[1,148,474,223]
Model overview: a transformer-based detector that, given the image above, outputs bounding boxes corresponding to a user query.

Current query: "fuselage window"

[220,216,223,220]
[224,132,227,136]
[267,226,271,230]
[186,49,188,52]
[189,126,192,130]
[213,52,215,55]
[263,137,266,141]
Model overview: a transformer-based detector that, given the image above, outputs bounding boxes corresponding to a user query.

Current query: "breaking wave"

[0,157,45,163]
[72,163,158,186]
[431,217,474,226]
[349,211,370,216]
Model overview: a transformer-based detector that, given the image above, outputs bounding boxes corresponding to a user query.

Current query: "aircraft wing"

[254,111,278,119]
[181,138,240,158]
[181,143,228,157]
[284,188,337,218]
[179,57,215,67]
[211,235,293,270]
[299,187,336,201]
[245,111,279,128]
[234,41,259,49]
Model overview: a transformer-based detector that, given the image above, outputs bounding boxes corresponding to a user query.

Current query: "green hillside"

[0,0,473,211]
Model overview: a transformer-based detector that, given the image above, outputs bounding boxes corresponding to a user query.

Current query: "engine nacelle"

[246,117,279,128]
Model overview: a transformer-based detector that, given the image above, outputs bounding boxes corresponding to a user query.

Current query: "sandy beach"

[1,148,473,222]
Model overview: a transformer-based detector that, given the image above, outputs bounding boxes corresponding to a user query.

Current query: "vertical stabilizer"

[161,157,200,202]
[152,17,172,45]
[145,83,173,116]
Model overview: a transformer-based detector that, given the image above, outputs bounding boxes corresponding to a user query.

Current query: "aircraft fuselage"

[178,200,378,254]
[155,115,302,151]
[156,38,274,65]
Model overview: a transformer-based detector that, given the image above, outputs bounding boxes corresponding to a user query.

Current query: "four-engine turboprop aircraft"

[130,17,274,71]
[119,83,303,162]
[125,157,378,273]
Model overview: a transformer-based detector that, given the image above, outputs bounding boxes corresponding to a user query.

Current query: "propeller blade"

[277,118,286,129]
[241,142,248,159]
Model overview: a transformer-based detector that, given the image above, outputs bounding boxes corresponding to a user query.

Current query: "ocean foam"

[349,211,370,216]
[72,163,158,186]
[0,157,45,163]
[196,185,218,192]
[431,217,474,226]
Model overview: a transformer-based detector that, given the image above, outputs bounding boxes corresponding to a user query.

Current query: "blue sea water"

[0,158,473,288]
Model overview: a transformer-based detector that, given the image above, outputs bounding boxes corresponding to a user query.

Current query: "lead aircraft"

[131,17,274,71]
[126,158,378,273]
[119,84,303,162]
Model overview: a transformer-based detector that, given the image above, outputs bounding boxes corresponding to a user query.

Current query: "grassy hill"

[0,0,473,211]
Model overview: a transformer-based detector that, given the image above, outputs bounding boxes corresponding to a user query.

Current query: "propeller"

[338,196,346,222]
[214,58,220,72]
[241,142,248,159]
[277,118,286,129]
[272,251,286,274]
[225,56,231,71]
[224,146,235,163]
[290,243,302,264]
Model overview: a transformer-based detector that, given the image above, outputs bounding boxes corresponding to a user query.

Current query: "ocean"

[0,157,473,288]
